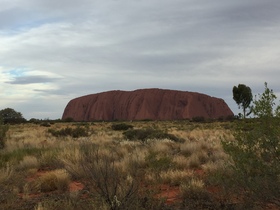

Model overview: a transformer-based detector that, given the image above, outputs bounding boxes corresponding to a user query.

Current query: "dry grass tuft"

[31,169,70,193]
[201,160,227,174]
[160,170,194,186]
[17,155,39,170]
[149,140,177,154]
[0,165,13,183]
[180,141,201,157]
[180,178,205,194]
[125,152,148,180]
[59,146,84,179]
[172,155,189,169]
[187,153,201,169]
[39,150,60,168]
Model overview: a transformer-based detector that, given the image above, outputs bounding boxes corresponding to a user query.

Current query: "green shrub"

[222,119,280,203]
[111,123,133,131]
[191,116,205,122]
[40,122,51,127]
[123,128,181,142]
[63,117,74,122]
[48,126,91,138]
[0,120,9,149]
[29,118,40,124]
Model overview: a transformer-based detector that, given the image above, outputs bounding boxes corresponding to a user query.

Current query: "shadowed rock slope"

[62,89,234,121]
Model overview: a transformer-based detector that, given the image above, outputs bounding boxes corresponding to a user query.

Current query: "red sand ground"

[69,181,84,192]
[21,169,279,209]
[156,184,181,205]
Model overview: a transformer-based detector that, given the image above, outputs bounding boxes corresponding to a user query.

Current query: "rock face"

[62,89,234,121]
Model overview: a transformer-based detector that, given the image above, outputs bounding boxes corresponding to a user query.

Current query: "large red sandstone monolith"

[62,88,233,121]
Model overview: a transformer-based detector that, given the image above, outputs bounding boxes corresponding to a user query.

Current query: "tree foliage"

[0,108,26,124]
[252,82,280,118]
[232,84,253,118]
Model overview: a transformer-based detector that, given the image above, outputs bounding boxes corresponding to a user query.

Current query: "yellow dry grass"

[17,155,39,170]
[180,178,205,193]
[4,121,231,173]
[160,169,194,186]
[30,169,70,193]
[0,165,13,183]
[1,121,235,209]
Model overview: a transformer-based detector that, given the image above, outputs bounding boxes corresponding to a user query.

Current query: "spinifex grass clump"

[27,169,70,193]
[180,178,219,209]
[123,128,182,143]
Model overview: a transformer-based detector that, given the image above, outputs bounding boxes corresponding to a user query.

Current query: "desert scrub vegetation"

[1,119,276,209]
[221,83,280,208]
[111,122,133,131]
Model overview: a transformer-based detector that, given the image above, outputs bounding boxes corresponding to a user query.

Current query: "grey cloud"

[1,0,280,119]
[217,1,280,24]
[7,75,60,85]
[0,5,58,31]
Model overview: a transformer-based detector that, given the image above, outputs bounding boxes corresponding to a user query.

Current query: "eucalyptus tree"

[232,84,253,118]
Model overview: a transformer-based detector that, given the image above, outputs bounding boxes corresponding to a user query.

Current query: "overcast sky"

[1,0,280,120]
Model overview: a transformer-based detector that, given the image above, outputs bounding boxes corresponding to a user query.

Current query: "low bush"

[191,116,205,122]
[123,128,181,142]
[63,117,74,122]
[111,123,133,131]
[0,120,9,149]
[40,122,51,127]
[48,125,91,138]
[65,145,140,210]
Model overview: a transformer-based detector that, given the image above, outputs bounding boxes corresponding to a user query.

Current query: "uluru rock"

[62,89,234,121]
